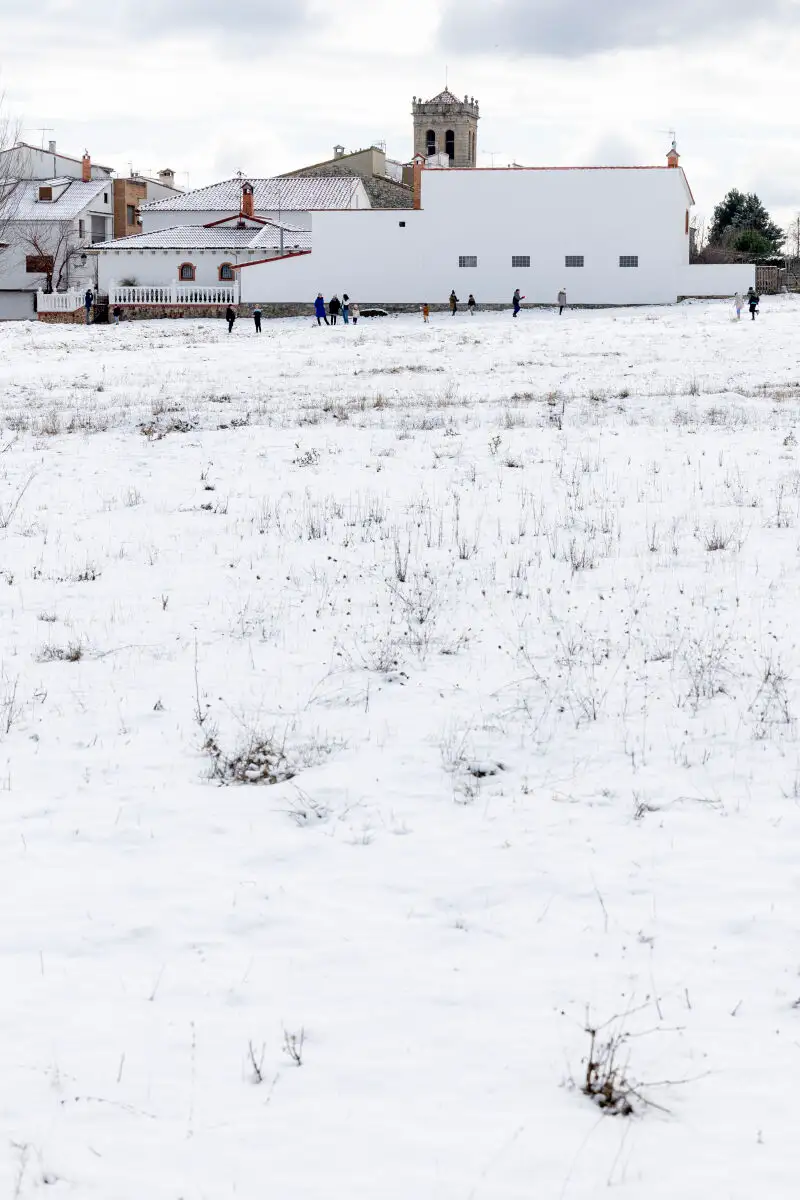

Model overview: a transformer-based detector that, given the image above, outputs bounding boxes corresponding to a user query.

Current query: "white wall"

[0,144,112,181]
[97,249,257,290]
[0,191,112,304]
[678,264,755,297]
[240,167,699,306]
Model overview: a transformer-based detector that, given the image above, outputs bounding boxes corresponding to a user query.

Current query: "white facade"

[0,178,113,319]
[239,167,754,306]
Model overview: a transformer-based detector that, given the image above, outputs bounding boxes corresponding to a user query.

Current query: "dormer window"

[38,186,53,202]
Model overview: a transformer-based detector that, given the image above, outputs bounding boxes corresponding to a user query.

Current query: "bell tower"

[412,89,479,168]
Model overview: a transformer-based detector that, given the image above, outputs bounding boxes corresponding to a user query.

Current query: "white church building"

[236,152,753,308]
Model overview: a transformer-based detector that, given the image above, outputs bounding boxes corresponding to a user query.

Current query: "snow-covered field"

[1,300,799,1198]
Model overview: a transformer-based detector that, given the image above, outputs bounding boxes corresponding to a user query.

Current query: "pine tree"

[709,189,784,253]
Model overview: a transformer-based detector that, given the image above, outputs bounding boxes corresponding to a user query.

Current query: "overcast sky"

[3,0,799,227]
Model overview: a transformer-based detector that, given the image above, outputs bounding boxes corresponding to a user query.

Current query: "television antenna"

[33,127,55,149]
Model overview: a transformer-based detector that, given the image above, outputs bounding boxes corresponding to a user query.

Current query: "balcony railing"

[108,282,240,306]
[37,289,83,313]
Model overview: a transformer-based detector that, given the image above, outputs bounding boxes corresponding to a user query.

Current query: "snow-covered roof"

[427,88,460,104]
[141,176,365,213]
[2,177,109,221]
[92,222,311,253]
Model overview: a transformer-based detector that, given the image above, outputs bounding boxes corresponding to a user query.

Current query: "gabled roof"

[141,176,367,213]
[2,177,109,221]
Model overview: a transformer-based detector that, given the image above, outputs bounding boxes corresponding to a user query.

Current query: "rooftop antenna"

[34,127,55,149]
[484,150,502,167]
[445,64,448,89]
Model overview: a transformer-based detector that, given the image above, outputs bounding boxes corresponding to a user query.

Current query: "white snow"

[1,299,799,1197]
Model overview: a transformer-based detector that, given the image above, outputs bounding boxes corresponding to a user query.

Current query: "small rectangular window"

[126,204,137,226]
[26,255,54,274]
[38,186,52,202]
[458,255,477,268]
[78,219,85,239]
[565,255,584,268]
[398,220,406,227]
[104,193,109,204]
[619,255,639,268]
[511,255,530,267]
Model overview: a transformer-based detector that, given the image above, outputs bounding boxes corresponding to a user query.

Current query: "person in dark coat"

[747,287,760,320]
[449,290,458,315]
[253,304,262,333]
[329,294,341,325]
[84,289,94,322]
[225,305,236,333]
[467,293,476,315]
[314,294,328,325]
[112,304,122,325]
[512,289,522,318]
[341,293,350,324]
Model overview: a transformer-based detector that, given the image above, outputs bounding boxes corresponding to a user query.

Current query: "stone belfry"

[412,88,479,168]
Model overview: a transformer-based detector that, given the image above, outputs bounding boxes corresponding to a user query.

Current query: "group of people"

[733,287,760,320]
[446,288,568,317]
[314,294,359,325]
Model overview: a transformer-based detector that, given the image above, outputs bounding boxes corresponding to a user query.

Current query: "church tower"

[412,89,479,168]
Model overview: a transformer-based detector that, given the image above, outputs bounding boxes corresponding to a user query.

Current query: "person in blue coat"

[314,294,328,325]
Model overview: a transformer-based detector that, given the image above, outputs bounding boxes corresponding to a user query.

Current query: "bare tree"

[784,212,800,265]
[17,219,82,292]
[0,94,25,242]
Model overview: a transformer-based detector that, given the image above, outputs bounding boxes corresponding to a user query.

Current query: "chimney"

[667,140,680,169]
[241,180,255,218]
[48,140,56,155]
[333,144,345,159]
[412,153,425,211]
[82,151,91,182]
[158,168,175,186]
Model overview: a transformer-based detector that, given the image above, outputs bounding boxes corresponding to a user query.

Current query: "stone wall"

[289,164,413,210]
[38,309,87,324]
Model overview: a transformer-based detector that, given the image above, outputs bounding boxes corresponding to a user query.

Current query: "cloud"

[8,0,314,46]
[439,0,796,57]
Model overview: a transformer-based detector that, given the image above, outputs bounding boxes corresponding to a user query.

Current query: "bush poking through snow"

[37,642,83,663]
[283,1027,305,1066]
[582,1024,637,1117]
[204,729,295,786]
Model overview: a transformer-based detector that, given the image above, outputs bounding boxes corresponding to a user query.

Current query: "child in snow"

[225,305,236,333]
[557,288,567,315]
[747,287,760,320]
[467,294,476,315]
[512,289,523,318]
[351,302,360,325]
[314,294,328,325]
[449,290,458,315]
[112,305,122,325]
[733,292,743,320]
[422,303,430,323]
[253,305,262,333]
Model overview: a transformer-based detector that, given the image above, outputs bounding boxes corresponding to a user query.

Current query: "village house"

[0,153,113,319]
[112,168,183,239]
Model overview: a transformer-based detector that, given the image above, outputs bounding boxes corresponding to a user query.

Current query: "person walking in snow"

[557,288,567,315]
[341,294,350,324]
[350,302,360,325]
[747,287,760,320]
[512,288,522,318]
[314,294,328,325]
[329,294,341,325]
[225,305,236,333]
[467,293,476,315]
[253,304,262,333]
[421,302,430,323]
[449,290,458,315]
[84,288,94,323]
[733,292,743,320]
[112,304,122,325]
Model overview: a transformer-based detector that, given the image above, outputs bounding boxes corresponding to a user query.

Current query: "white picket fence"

[108,282,239,306]
[37,289,84,313]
